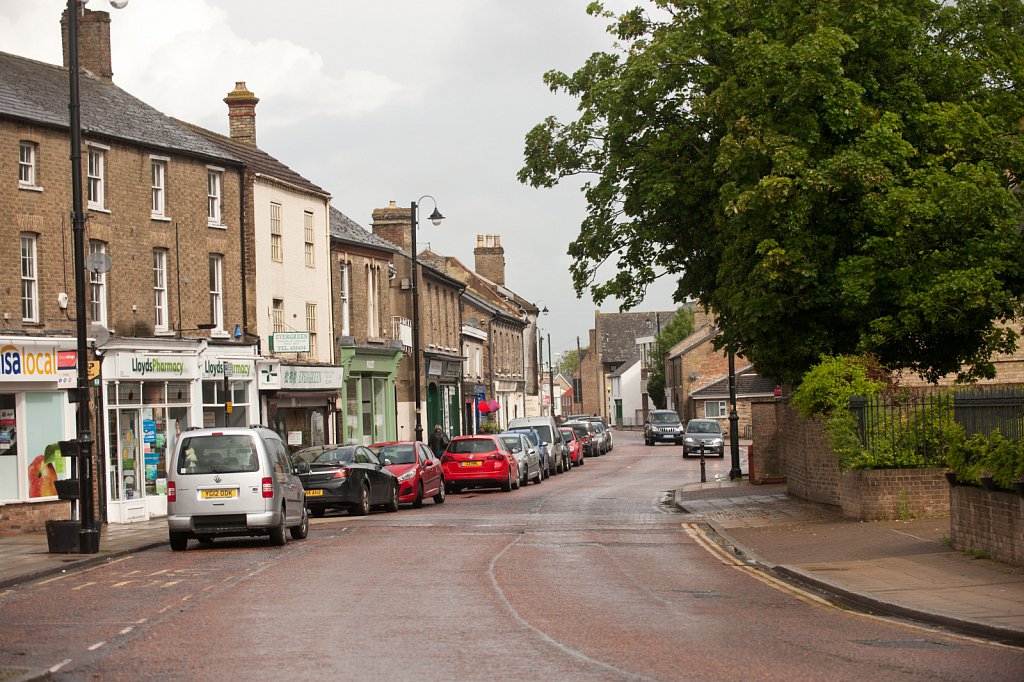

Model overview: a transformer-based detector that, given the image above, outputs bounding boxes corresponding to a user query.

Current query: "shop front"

[494,380,525,429]
[262,361,344,452]
[200,344,259,428]
[100,339,202,523]
[0,336,78,532]
[425,354,463,438]
[338,344,402,446]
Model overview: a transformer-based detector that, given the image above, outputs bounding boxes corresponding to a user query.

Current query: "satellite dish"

[467,317,479,327]
[88,323,111,348]
[86,252,112,274]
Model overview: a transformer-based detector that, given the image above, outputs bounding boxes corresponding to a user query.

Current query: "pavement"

[0,481,1021,677]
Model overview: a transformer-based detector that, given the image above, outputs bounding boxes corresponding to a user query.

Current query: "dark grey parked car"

[644,409,684,446]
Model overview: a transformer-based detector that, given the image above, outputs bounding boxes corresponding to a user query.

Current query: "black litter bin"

[55,478,80,500]
[46,519,81,553]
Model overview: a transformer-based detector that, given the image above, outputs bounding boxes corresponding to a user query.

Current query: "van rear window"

[178,435,259,474]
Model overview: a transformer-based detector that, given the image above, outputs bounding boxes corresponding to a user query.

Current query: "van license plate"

[201,489,236,499]
[306,489,324,497]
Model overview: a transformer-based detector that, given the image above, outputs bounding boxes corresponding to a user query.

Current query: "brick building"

[329,207,405,444]
[185,84,343,453]
[1,8,256,529]
[371,201,466,440]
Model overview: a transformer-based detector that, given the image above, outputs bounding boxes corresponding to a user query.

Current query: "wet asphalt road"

[1,431,1022,681]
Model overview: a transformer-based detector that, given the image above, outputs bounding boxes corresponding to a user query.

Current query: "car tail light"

[489,453,505,461]
[441,455,454,464]
[332,468,349,479]
[261,477,274,498]
[168,481,176,503]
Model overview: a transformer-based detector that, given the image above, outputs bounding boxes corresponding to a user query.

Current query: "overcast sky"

[1,0,678,359]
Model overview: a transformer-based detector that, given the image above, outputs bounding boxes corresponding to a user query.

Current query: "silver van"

[166,426,308,551]
[507,416,568,476]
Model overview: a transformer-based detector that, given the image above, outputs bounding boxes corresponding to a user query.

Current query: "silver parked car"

[507,416,568,475]
[167,426,308,551]
[498,432,543,486]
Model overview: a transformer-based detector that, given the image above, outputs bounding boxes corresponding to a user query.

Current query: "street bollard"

[699,442,706,483]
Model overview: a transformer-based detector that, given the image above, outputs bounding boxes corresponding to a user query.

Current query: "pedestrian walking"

[429,424,450,457]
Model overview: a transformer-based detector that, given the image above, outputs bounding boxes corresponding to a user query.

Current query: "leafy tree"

[556,347,586,378]
[646,307,695,407]
[520,0,1024,386]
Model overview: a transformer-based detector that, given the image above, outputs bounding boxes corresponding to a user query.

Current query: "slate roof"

[181,121,329,198]
[0,51,235,163]
[329,207,399,253]
[597,310,678,365]
[689,368,777,400]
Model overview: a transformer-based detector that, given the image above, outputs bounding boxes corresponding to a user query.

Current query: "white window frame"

[19,141,37,188]
[153,248,169,332]
[366,264,379,337]
[89,241,108,327]
[339,261,350,336]
[86,143,108,210]
[704,400,728,418]
[209,254,224,331]
[306,302,318,360]
[272,299,285,334]
[304,211,315,268]
[207,167,223,226]
[151,156,168,218]
[21,234,38,323]
[270,202,283,262]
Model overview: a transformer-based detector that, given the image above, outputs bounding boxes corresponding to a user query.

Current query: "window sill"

[151,215,172,223]
[207,222,226,230]
[154,329,175,336]
[88,206,111,215]
[210,331,230,339]
[18,184,43,193]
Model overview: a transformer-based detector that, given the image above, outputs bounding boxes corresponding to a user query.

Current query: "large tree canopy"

[520,0,1024,385]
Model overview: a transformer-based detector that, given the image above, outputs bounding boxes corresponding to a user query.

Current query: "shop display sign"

[280,365,344,390]
[0,340,76,384]
[201,359,253,379]
[258,360,282,390]
[114,352,194,379]
[272,332,311,353]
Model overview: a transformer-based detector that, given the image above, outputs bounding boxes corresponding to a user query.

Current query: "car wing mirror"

[383,458,393,466]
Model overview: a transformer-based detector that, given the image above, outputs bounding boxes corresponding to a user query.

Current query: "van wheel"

[290,507,309,540]
[351,484,370,516]
[169,532,188,552]
[269,509,287,546]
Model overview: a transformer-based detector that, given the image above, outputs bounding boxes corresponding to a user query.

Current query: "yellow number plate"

[460,461,483,467]
[305,489,324,497]
[201,488,236,499]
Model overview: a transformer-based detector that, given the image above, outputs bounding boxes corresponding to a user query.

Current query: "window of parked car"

[314,447,356,464]
[177,435,259,475]
[374,444,417,464]
[449,438,499,454]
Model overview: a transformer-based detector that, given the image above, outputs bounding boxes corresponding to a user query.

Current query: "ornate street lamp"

[410,197,444,442]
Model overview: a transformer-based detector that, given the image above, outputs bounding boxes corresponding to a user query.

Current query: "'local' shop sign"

[0,341,76,384]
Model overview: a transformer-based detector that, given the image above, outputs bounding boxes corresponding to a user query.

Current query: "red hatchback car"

[441,435,520,493]
[559,427,586,468]
[370,441,446,508]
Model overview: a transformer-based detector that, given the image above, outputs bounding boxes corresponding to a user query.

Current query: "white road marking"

[49,659,72,673]
[88,641,105,651]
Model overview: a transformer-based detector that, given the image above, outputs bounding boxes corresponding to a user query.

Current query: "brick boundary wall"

[838,468,949,521]
[950,485,1023,567]
[749,398,783,484]
[776,401,840,506]
[0,500,70,533]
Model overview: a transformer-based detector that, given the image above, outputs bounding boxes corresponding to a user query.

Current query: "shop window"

[117,381,142,406]
[167,381,190,404]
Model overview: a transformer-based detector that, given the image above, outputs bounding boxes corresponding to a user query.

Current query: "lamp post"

[410,197,444,443]
[728,349,743,480]
[547,334,555,421]
[66,0,128,554]
[535,303,548,415]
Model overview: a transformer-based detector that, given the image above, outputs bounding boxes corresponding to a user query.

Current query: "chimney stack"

[224,82,260,146]
[474,234,505,285]
[371,200,413,253]
[62,8,113,83]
